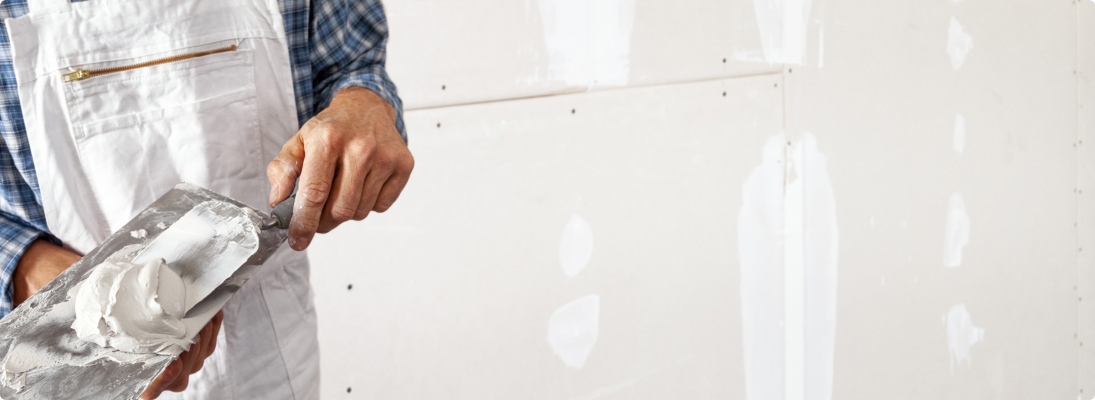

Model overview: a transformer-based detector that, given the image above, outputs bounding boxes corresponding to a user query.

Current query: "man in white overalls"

[0,0,413,398]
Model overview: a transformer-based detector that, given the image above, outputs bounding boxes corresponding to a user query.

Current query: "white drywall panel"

[1078,0,1095,396]
[308,75,783,399]
[384,0,779,110]
[781,0,1079,399]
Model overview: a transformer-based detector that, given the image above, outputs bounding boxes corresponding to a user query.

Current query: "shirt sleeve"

[0,212,56,317]
[309,0,406,142]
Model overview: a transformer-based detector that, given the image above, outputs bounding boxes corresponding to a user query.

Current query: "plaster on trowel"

[0,183,295,399]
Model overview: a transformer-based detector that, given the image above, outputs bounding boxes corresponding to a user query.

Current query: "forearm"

[13,239,80,306]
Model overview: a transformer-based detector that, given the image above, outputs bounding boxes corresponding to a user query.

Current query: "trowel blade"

[0,183,287,399]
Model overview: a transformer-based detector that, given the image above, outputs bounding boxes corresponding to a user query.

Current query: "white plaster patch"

[945,303,984,371]
[953,114,966,154]
[559,214,594,277]
[750,0,813,64]
[947,17,973,70]
[547,295,600,369]
[943,193,970,267]
[739,134,788,400]
[537,0,636,86]
[739,133,837,400]
[801,132,838,400]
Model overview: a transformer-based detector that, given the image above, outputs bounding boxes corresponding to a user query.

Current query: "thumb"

[268,133,305,207]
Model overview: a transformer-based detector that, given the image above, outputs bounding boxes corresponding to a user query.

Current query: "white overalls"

[6,0,320,398]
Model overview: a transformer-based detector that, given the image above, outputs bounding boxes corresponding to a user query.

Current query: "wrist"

[331,86,395,121]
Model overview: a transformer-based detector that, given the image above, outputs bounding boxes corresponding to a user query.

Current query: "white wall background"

[308,0,1094,398]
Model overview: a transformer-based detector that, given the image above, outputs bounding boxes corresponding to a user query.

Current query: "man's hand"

[141,311,224,399]
[267,87,414,251]
[14,239,222,400]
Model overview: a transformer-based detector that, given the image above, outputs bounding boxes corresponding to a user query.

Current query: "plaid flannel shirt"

[0,0,405,318]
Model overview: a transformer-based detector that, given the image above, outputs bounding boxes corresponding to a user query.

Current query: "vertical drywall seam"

[1077,1,1083,396]
[784,139,806,400]
[1077,1,1082,397]
[1077,0,1095,396]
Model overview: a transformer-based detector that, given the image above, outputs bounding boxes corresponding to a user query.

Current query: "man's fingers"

[289,125,340,250]
[141,358,183,400]
[166,345,198,393]
[353,167,391,221]
[373,158,412,213]
[267,133,306,207]
[320,147,371,232]
[189,322,213,374]
[204,311,223,359]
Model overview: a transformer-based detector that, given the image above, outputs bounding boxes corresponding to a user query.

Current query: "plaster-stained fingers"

[322,143,372,231]
[267,134,306,207]
[289,125,339,250]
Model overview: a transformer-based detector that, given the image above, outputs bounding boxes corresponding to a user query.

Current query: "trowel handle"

[271,194,295,229]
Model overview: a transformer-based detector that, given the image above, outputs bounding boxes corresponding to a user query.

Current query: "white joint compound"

[70,256,190,355]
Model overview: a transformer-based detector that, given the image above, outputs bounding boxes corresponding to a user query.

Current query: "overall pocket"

[64,42,264,233]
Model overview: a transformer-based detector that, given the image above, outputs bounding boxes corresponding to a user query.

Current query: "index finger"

[289,131,339,251]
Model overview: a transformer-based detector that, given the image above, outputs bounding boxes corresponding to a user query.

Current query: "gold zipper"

[63,44,237,83]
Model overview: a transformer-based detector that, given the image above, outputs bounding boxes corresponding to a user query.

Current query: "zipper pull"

[63,69,90,82]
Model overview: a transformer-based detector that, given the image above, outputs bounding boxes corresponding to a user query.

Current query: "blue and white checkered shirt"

[0,0,405,318]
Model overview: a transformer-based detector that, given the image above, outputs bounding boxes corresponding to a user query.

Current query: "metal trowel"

[0,183,295,399]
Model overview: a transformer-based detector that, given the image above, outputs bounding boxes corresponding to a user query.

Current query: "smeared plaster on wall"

[560,214,594,277]
[817,23,824,68]
[943,193,970,267]
[945,304,984,371]
[947,17,973,70]
[784,139,806,400]
[537,0,636,86]
[740,134,787,400]
[739,133,837,400]
[548,295,600,369]
[953,114,966,154]
[747,0,813,64]
[802,132,838,400]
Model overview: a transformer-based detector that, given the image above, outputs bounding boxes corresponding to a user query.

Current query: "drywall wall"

[781,0,1079,398]
[309,75,782,398]
[1079,0,1095,396]
[384,0,779,109]
[308,0,1091,398]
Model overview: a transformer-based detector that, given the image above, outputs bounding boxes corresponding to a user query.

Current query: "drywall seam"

[402,72,783,112]
[784,139,806,400]
[740,132,837,400]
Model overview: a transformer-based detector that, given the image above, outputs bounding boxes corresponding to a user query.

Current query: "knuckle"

[298,182,331,207]
[398,153,415,173]
[330,205,356,222]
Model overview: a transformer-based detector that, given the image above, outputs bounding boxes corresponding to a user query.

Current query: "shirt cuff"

[0,213,57,319]
[319,70,407,143]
